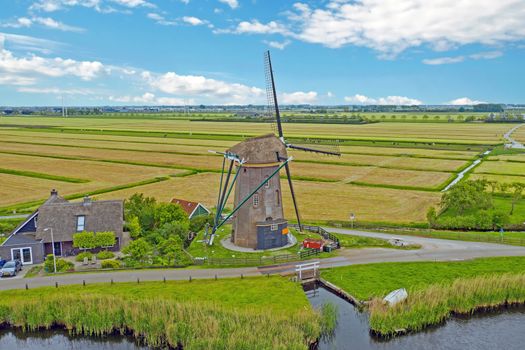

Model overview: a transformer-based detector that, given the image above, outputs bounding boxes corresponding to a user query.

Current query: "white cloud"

[263,40,291,50]
[281,91,317,104]
[147,13,177,26]
[111,0,153,7]
[35,17,85,32]
[0,75,37,86]
[344,94,423,105]
[2,17,84,32]
[422,56,465,65]
[30,0,103,12]
[17,87,94,95]
[231,20,289,35]
[182,16,205,26]
[0,32,62,54]
[423,50,504,65]
[0,45,104,81]
[223,1,525,56]
[447,97,487,105]
[470,51,503,60]
[143,71,264,104]
[109,92,193,105]
[219,0,238,9]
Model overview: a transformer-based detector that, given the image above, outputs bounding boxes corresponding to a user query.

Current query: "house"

[170,198,210,220]
[0,190,124,265]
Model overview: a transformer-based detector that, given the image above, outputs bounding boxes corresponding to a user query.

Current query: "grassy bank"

[321,257,525,300]
[369,274,525,336]
[0,276,323,349]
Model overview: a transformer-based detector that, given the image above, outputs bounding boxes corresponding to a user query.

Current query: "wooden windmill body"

[228,134,289,249]
[210,51,340,250]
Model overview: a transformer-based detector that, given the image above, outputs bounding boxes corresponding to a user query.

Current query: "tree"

[125,193,156,231]
[153,203,189,229]
[486,180,499,195]
[426,207,437,228]
[158,236,184,265]
[510,182,525,215]
[440,180,492,215]
[126,215,142,239]
[122,238,153,264]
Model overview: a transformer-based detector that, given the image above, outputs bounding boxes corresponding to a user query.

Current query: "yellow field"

[339,145,477,159]
[0,153,183,207]
[474,161,525,175]
[0,174,82,207]
[469,174,525,189]
[0,119,513,223]
[512,126,525,143]
[491,154,525,162]
[0,117,510,143]
[95,172,440,223]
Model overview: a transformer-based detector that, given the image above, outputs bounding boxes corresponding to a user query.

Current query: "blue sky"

[0,0,524,106]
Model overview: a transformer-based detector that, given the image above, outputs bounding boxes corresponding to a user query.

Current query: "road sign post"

[350,213,355,229]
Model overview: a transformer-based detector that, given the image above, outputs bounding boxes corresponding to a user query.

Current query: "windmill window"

[264,176,270,188]
[270,224,278,231]
[76,215,85,232]
[276,190,280,206]
[253,194,260,207]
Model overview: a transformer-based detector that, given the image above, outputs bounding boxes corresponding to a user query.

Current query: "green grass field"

[321,256,525,300]
[0,276,323,349]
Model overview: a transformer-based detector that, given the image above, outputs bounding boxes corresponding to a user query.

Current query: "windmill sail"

[264,51,341,157]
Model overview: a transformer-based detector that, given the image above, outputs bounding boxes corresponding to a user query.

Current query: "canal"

[0,328,149,350]
[306,282,525,350]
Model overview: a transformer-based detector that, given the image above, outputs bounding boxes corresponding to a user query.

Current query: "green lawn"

[331,232,420,249]
[0,276,321,349]
[321,256,525,301]
[375,228,525,246]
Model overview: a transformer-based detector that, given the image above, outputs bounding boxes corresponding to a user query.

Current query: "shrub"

[73,231,116,250]
[44,254,74,273]
[96,250,115,260]
[75,251,93,262]
[101,260,121,269]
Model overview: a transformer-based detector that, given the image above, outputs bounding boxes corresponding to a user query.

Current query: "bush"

[101,260,121,269]
[73,231,116,250]
[44,254,74,273]
[96,250,115,260]
[75,251,93,262]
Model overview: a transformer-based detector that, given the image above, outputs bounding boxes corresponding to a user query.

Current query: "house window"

[271,224,278,231]
[253,194,259,207]
[76,215,85,232]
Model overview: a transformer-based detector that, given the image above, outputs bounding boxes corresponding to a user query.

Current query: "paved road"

[503,123,525,149]
[1,227,525,291]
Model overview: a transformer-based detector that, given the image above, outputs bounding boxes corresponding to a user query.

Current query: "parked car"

[1,260,22,277]
[0,259,6,268]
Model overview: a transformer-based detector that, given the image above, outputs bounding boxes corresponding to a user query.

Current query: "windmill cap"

[228,134,287,164]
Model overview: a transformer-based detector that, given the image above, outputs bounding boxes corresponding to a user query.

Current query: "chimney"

[83,196,92,206]
[50,189,58,197]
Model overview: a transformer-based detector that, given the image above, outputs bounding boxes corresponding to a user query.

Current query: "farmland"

[0,115,518,226]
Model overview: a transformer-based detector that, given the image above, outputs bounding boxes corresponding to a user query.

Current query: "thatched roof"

[228,134,287,164]
[35,194,123,243]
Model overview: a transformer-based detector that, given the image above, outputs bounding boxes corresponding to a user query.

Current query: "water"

[306,283,525,350]
[0,328,150,350]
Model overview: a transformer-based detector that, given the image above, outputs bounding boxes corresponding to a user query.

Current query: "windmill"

[209,51,340,250]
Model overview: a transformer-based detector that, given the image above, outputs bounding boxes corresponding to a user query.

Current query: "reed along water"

[304,282,525,350]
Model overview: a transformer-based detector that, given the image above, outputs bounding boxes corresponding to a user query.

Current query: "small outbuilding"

[170,198,210,220]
